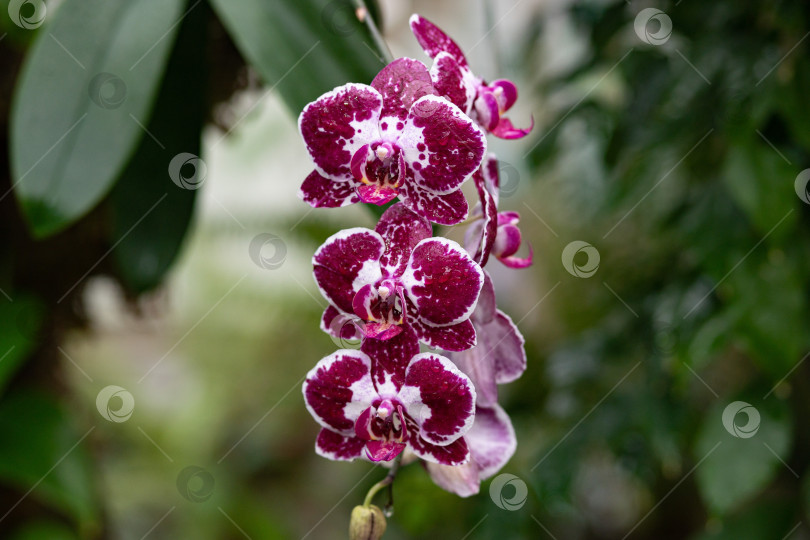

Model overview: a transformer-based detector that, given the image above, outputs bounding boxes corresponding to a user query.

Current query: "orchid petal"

[429,52,475,113]
[399,353,476,446]
[491,115,534,140]
[299,170,361,208]
[402,238,483,327]
[303,350,376,435]
[409,14,468,66]
[466,404,517,480]
[361,325,420,394]
[315,428,366,462]
[398,178,468,226]
[313,228,384,314]
[371,58,435,122]
[400,95,486,195]
[299,83,382,181]
[374,203,432,277]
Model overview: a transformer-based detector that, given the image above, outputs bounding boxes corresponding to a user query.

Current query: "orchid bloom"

[425,404,517,496]
[450,272,526,407]
[303,328,476,465]
[315,203,484,351]
[466,155,533,268]
[298,57,487,225]
[410,15,533,140]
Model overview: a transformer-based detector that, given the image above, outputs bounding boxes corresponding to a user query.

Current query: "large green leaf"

[110,1,207,292]
[695,397,792,515]
[0,391,98,535]
[10,0,189,237]
[209,0,386,114]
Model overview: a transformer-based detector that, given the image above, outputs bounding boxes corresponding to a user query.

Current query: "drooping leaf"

[10,0,189,237]
[209,0,386,114]
[0,391,98,534]
[109,1,207,292]
[695,396,792,515]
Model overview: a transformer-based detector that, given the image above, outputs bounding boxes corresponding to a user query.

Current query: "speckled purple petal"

[466,404,516,479]
[361,326,420,395]
[315,428,366,461]
[400,95,486,195]
[303,350,376,435]
[408,302,477,351]
[320,305,364,340]
[430,52,475,113]
[451,309,526,407]
[374,203,432,277]
[409,14,468,66]
[399,353,475,446]
[491,115,534,140]
[371,58,435,122]
[313,228,384,314]
[299,83,382,181]
[499,246,534,269]
[407,417,470,465]
[402,238,483,326]
[299,170,361,208]
[398,179,468,226]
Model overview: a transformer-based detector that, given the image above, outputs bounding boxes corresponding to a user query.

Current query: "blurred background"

[1,0,810,538]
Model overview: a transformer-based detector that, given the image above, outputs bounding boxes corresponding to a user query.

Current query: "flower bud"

[349,504,387,540]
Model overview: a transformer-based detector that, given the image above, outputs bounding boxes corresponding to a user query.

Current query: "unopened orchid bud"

[349,504,387,540]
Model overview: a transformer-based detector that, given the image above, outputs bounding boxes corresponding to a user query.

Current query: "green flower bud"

[349,504,387,540]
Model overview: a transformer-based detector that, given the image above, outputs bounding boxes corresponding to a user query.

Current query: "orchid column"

[296,13,534,537]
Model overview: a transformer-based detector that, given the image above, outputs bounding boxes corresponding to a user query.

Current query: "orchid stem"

[351,0,395,64]
[363,453,403,508]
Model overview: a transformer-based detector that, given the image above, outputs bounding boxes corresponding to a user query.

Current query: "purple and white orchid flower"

[425,404,516,496]
[410,15,534,140]
[303,328,476,465]
[298,57,487,225]
[466,155,533,269]
[314,203,484,351]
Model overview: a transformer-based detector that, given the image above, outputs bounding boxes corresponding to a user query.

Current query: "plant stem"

[351,0,394,64]
[363,453,403,507]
